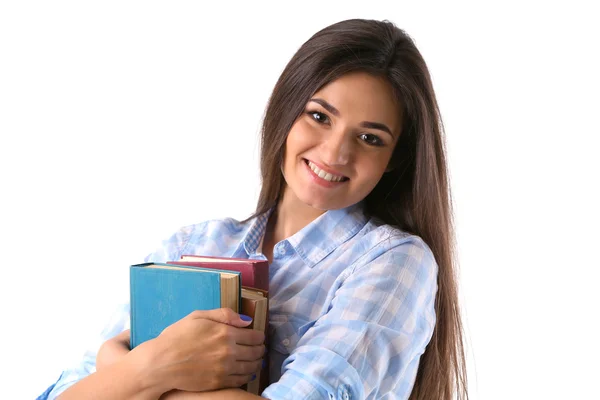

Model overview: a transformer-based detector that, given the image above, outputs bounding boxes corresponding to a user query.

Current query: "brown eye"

[359,133,384,147]
[307,111,329,124]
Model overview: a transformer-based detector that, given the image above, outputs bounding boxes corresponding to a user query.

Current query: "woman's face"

[281,71,402,212]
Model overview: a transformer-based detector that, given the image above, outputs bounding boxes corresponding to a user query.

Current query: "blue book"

[130,262,241,348]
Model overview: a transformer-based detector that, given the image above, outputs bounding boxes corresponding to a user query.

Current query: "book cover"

[175,255,269,291]
[241,287,268,333]
[129,262,241,349]
[240,288,269,395]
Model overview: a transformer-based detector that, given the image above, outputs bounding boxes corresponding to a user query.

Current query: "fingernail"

[251,374,256,381]
[240,314,253,322]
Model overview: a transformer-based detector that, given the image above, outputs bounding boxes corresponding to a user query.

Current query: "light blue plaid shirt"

[40,203,437,400]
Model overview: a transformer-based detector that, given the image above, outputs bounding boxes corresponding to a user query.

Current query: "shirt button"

[282,338,290,347]
[277,244,286,255]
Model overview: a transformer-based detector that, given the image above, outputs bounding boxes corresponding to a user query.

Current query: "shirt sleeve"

[261,237,438,400]
[144,223,199,263]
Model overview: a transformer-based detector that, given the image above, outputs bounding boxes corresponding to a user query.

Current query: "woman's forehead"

[312,72,402,132]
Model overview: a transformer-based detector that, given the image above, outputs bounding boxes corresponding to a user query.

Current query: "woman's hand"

[96,329,131,371]
[138,307,265,395]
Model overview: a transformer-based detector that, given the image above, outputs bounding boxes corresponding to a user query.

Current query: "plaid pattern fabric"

[41,203,437,400]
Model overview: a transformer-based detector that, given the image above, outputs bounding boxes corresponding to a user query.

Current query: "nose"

[320,130,352,166]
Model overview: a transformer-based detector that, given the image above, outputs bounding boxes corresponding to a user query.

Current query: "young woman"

[39,18,468,400]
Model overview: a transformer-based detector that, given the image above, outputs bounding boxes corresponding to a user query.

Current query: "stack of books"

[129,255,269,394]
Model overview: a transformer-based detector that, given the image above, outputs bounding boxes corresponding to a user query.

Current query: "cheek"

[285,119,317,158]
[357,152,393,185]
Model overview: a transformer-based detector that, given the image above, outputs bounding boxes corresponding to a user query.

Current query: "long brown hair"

[254,19,468,399]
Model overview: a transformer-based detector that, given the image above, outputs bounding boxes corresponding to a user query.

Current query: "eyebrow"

[309,98,395,138]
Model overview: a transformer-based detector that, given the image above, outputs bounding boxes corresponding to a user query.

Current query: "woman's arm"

[260,238,438,400]
[96,329,131,371]
[97,338,265,400]
[58,308,265,400]
[160,388,262,400]
[58,340,166,400]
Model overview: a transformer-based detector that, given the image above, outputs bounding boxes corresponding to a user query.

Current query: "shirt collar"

[239,208,273,256]
[287,202,368,268]
[236,202,368,267]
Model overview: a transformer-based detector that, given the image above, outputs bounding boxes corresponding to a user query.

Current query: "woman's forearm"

[96,332,131,371]
[57,346,166,400]
[160,388,263,400]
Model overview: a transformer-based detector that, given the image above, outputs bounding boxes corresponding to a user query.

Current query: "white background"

[1,1,598,399]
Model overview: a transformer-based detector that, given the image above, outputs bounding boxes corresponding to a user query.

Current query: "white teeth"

[307,161,345,182]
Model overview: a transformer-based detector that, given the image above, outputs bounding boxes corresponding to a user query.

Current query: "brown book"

[240,287,269,395]
[242,287,268,333]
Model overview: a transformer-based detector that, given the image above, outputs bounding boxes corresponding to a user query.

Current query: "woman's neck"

[274,186,325,239]
[262,186,325,261]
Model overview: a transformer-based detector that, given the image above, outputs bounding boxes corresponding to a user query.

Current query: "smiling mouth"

[304,159,349,183]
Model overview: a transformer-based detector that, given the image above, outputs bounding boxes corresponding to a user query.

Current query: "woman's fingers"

[230,358,263,376]
[232,326,265,346]
[224,373,256,389]
[233,343,265,362]
[187,308,253,328]
[152,310,266,393]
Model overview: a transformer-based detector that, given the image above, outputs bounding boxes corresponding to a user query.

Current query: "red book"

[171,255,269,291]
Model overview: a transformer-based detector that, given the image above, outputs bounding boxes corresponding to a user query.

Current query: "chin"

[286,179,359,212]
[300,195,350,212]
